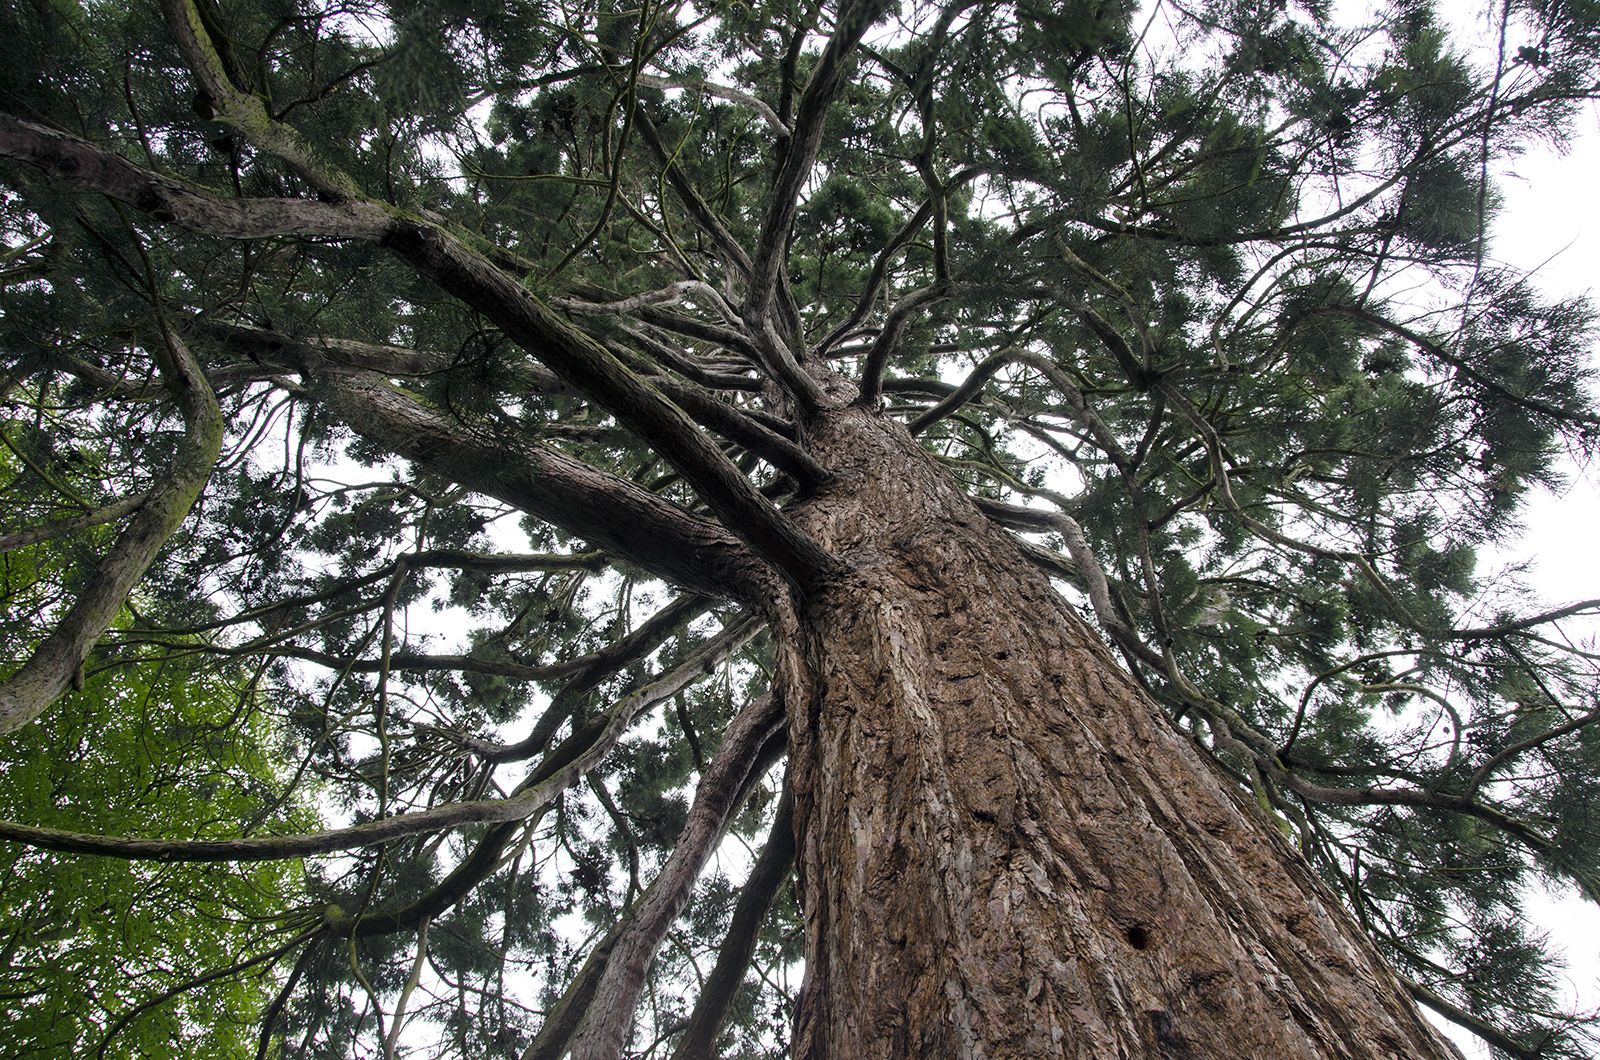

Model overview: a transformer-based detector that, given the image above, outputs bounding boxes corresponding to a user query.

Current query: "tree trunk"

[774,407,1462,1060]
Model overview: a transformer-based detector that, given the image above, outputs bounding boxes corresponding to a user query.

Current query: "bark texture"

[776,408,1462,1060]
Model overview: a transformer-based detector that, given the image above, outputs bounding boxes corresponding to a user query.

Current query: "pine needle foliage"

[3,0,1600,1055]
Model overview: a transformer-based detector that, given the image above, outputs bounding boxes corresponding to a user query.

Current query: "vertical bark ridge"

[777,408,1461,1060]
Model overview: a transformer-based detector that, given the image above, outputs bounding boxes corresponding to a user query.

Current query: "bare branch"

[635,74,791,135]
[0,492,149,554]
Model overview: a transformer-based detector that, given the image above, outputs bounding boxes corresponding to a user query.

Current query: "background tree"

[0,447,316,1056]
[2,0,1600,1056]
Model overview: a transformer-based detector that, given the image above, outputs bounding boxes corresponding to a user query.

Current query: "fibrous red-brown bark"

[775,407,1462,1060]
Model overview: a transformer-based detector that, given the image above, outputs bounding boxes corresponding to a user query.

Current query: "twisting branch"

[1053,237,1157,381]
[1466,705,1600,796]
[907,346,1134,475]
[651,378,830,487]
[434,595,719,774]
[381,220,843,593]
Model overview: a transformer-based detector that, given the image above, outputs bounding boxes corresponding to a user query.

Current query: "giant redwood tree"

[3,0,1600,1055]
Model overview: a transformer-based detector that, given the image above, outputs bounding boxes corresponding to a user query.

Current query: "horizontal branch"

[0,616,760,863]
[0,114,391,240]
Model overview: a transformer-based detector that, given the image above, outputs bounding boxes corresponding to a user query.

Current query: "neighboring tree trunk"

[774,407,1463,1060]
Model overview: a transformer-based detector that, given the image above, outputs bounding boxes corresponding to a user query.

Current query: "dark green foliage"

[4,0,1600,1055]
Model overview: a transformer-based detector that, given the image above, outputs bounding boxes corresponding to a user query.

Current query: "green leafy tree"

[2,0,1600,1056]
[0,447,316,1056]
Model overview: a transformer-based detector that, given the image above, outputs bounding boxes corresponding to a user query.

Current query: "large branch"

[569,691,787,1060]
[0,330,223,735]
[314,370,778,607]
[2,113,841,596]
[0,114,391,239]
[380,221,843,592]
[157,0,363,201]
[667,781,796,1060]
[744,0,895,323]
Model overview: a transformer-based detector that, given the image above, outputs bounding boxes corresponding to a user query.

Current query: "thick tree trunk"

[775,408,1461,1060]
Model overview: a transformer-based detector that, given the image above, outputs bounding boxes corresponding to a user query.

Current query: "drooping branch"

[1310,304,1600,427]
[1402,976,1546,1060]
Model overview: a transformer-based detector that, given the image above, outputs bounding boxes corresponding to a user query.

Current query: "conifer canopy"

[3,0,1600,1055]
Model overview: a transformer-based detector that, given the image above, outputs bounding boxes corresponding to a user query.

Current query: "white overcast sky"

[1406,0,1600,1050]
